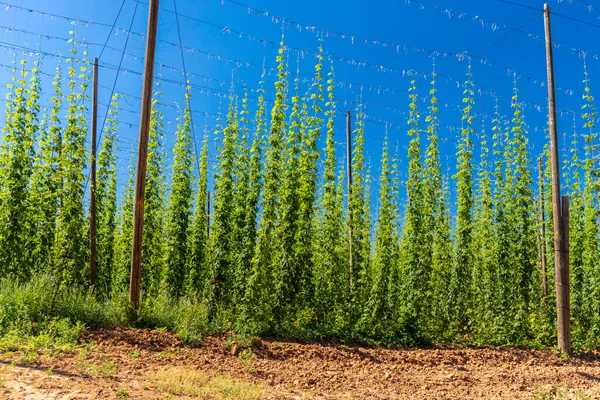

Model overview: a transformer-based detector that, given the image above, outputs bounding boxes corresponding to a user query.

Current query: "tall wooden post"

[346,110,354,289]
[538,157,548,298]
[544,3,571,354]
[130,0,160,309]
[89,57,99,291]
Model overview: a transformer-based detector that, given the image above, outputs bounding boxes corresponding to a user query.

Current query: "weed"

[158,351,174,360]
[152,367,262,399]
[224,333,259,352]
[19,349,40,365]
[534,384,590,400]
[76,347,89,375]
[238,348,256,373]
[116,388,129,399]
[46,367,53,375]
[100,358,117,378]
[128,350,140,359]
[83,341,96,353]
[0,276,210,349]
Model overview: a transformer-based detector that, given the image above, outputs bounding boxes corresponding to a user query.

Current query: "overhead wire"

[0,0,585,97]
[498,0,600,30]
[402,0,600,58]
[83,0,139,197]
[479,0,580,58]
[172,0,201,175]
[98,0,127,60]
[0,35,583,139]
[0,0,588,162]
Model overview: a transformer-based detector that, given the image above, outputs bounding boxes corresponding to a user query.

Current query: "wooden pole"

[538,156,548,298]
[346,110,354,289]
[130,0,160,309]
[89,57,98,291]
[544,3,571,354]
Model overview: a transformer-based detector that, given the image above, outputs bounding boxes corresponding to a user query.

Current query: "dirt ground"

[1,328,600,399]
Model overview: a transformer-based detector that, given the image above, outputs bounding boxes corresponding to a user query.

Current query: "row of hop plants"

[0,33,599,348]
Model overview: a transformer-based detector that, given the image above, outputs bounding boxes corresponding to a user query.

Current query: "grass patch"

[19,349,40,365]
[99,358,118,378]
[238,349,256,373]
[152,367,263,399]
[128,350,140,358]
[0,275,212,352]
[534,384,590,400]
[116,388,129,399]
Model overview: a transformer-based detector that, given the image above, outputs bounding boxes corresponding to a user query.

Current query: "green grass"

[534,384,590,400]
[0,275,211,352]
[116,388,129,399]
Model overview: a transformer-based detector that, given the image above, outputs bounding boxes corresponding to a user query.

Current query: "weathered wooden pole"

[130,0,160,309]
[346,110,354,289]
[544,3,571,354]
[89,57,99,291]
[538,156,548,298]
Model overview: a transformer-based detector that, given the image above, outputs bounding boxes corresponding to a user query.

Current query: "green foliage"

[28,62,60,273]
[230,92,252,310]
[53,39,89,286]
[472,118,497,340]
[4,30,600,350]
[271,55,303,324]
[143,92,168,298]
[187,130,209,296]
[0,58,39,279]
[500,80,537,343]
[112,163,134,293]
[95,93,119,298]
[429,176,454,338]
[137,290,209,344]
[208,92,239,315]
[234,79,264,328]
[361,137,398,337]
[398,79,427,337]
[165,91,194,297]
[578,58,600,346]
[424,67,453,338]
[314,58,346,330]
[423,63,442,329]
[293,44,324,322]
[349,91,371,324]
[242,35,288,334]
[0,275,209,348]
[450,63,475,336]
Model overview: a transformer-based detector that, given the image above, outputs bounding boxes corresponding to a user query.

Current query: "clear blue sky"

[0,0,598,205]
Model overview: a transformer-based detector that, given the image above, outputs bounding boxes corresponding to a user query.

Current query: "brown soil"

[2,327,600,399]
